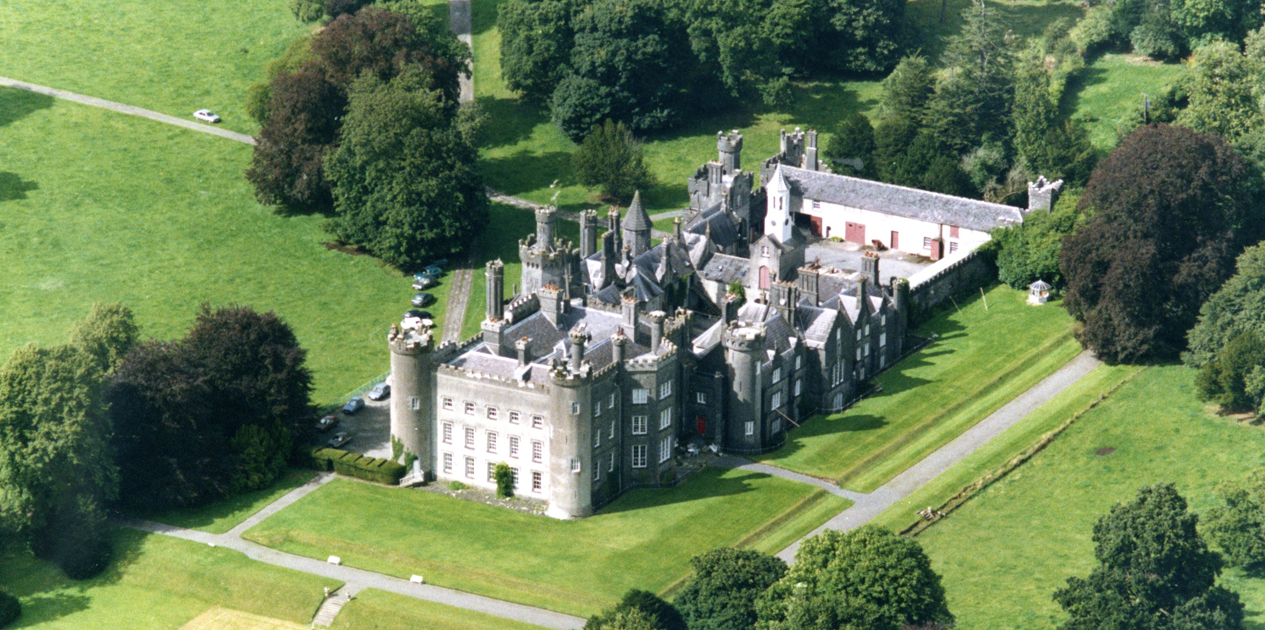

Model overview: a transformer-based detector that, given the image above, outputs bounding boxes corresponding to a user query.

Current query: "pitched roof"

[778,166,1024,232]
[621,191,652,231]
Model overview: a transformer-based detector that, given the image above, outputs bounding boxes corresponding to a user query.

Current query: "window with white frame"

[487,407,498,420]
[594,401,602,417]
[836,329,843,342]
[696,391,706,404]
[659,438,672,463]
[632,445,647,468]
[950,241,959,253]
[632,388,648,404]
[509,410,520,424]
[659,380,672,399]
[796,355,802,370]
[443,452,453,473]
[464,426,475,449]
[632,415,647,434]
[880,332,887,347]
[464,456,475,478]
[608,393,616,408]
[509,435,520,458]
[531,471,542,492]
[795,379,802,396]
[594,431,601,448]
[865,344,870,357]
[464,401,476,415]
[511,467,519,486]
[856,348,861,361]
[762,246,769,256]
[487,432,498,453]
[570,402,580,415]
[487,462,496,482]
[923,236,932,249]
[772,367,782,383]
[409,396,420,411]
[745,421,755,436]
[609,421,615,439]
[864,324,870,336]
[881,313,886,326]
[442,422,453,444]
[570,458,581,473]
[593,466,599,482]
[532,440,543,463]
[659,408,672,430]
[609,451,615,472]
[442,397,453,410]
[856,329,862,340]
[531,415,544,429]
[771,390,783,410]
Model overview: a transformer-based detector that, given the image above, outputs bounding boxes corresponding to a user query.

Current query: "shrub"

[495,462,514,498]
[291,0,324,22]
[1195,331,1265,412]
[0,591,19,629]
[1070,6,1116,53]
[573,120,655,203]
[448,481,468,491]
[312,448,406,484]
[1205,469,1265,568]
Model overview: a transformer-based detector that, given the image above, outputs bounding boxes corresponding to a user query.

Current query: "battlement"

[722,321,766,352]
[626,341,678,369]
[504,293,541,324]
[1027,176,1064,212]
[388,324,434,354]
[438,360,546,389]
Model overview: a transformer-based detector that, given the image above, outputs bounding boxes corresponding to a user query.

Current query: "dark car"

[316,415,339,432]
[412,275,437,291]
[342,397,365,414]
[412,293,435,308]
[423,264,445,278]
[327,431,352,448]
[366,382,391,401]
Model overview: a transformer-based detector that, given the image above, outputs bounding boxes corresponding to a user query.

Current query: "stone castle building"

[388,129,1040,519]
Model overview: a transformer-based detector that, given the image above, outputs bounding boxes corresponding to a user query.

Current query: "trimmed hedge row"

[312,448,406,485]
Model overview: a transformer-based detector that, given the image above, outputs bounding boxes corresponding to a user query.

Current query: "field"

[0,92,430,405]
[912,366,1265,629]
[243,468,850,617]
[0,528,339,630]
[135,470,317,534]
[1064,54,1187,150]
[330,589,547,630]
[759,284,1082,492]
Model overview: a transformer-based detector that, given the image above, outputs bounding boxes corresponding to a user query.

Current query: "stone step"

[312,587,352,628]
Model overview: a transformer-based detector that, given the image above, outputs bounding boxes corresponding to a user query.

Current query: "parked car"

[412,293,435,308]
[316,414,339,432]
[193,109,221,123]
[367,382,391,401]
[342,397,365,414]
[423,264,445,278]
[412,275,437,291]
[401,310,425,329]
[327,432,352,448]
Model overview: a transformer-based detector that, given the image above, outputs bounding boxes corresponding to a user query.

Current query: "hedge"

[0,590,19,629]
[312,448,407,485]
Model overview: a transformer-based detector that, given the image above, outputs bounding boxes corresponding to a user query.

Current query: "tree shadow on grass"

[478,96,553,150]
[482,148,574,198]
[0,87,55,128]
[0,172,38,202]
[1059,63,1111,121]
[596,467,772,515]
[471,0,505,36]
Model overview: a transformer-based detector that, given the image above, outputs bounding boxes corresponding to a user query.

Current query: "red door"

[810,216,823,236]
[890,231,899,250]
[845,222,865,244]
[697,416,706,435]
[759,266,770,290]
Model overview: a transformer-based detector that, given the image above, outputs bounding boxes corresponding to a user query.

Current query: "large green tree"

[1187,243,1265,367]
[0,342,117,579]
[1205,469,1265,568]
[1060,124,1265,363]
[756,526,952,630]
[926,2,1017,154]
[1012,49,1096,185]
[589,590,687,630]
[67,302,138,375]
[573,119,655,202]
[1177,40,1264,142]
[1054,484,1244,630]
[107,306,314,510]
[675,548,786,630]
[498,0,583,101]
[992,195,1081,290]
[326,68,487,268]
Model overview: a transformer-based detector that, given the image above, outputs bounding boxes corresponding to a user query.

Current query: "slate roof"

[795,305,839,348]
[700,254,749,285]
[779,165,1024,232]
[621,191,652,231]
[684,203,742,248]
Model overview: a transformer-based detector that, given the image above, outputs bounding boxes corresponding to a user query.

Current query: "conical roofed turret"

[622,191,652,256]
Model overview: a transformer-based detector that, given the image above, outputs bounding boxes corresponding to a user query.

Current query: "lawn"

[243,468,850,617]
[913,366,1265,630]
[331,589,547,630]
[459,202,582,339]
[0,0,311,135]
[134,469,317,534]
[759,284,1082,492]
[0,92,434,405]
[1063,53,1187,150]
[0,528,340,630]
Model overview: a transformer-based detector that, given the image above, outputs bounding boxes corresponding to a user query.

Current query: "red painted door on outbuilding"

[845,222,865,244]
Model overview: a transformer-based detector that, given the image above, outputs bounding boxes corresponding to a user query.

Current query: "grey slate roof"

[795,305,839,347]
[779,165,1024,232]
[685,203,741,248]
[701,254,749,285]
[621,191,652,231]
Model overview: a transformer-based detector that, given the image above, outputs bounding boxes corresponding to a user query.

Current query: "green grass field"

[134,470,317,534]
[0,528,340,630]
[913,366,1265,630]
[332,589,547,630]
[1063,54,1187,150]
[243,468,849,617]
[0,0,311,135]
[0,92,432,405]
[759,285,1081,492]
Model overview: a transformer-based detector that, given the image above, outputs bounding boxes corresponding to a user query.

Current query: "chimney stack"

[649,310,666,352]
[621,296,640,339]
[568,328,589,372]
[580,209,598,258]
[515,337,531,366]
[805,130,819,171]
[861,251,880,287]
[540,285,564,326]
[486,259,505,321]
[612,329,628,364]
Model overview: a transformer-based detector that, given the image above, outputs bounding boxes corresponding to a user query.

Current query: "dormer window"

[762,246,769,257]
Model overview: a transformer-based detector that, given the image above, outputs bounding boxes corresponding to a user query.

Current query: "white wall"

[801,199,990,256]
[434,373,552,497]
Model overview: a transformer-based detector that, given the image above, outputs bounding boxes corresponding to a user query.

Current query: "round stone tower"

[546,332,594,519]
[722,321,766,455]
[388,324,436,478]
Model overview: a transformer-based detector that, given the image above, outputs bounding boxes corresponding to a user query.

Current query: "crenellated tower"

[388,324,438,478]
[546,329,594,519]
[520,207,580,297]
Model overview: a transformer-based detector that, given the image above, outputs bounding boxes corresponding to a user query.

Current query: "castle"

[388,129,1048,519]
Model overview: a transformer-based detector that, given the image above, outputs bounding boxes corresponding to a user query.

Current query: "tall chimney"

[516,337,531,366]
[540,285,564,326]
[568,329,589,372]
[535,207,556,250]
[649,310,666,352]
[580,210,598,258]
[723,291,742,324]
[862,252,880,287]
[805,130,819,171]
[621,296,640,339]
[486,259,505,321]
[673,217,682,241]
[612,329,628,364]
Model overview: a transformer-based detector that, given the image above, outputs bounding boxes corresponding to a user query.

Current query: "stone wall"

[906,243,994,318]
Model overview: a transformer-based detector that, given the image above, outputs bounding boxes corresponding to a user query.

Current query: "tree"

[67,302,138,375]
[675,548,787,630]
[926,2,1017,154]
[324,0,373,19]
[1177,40,1264,142]
[1187,243,1265,367]
[1060,124,1265,363]
[825,113,876,177]
[326,69,487,269]
[550,0,683,141]
[767,0,905,75]
[291,0,324,21]
[588,590,687,630]
[0,342,117,580]
[0,589,19,629]
[756,526,953,630]
[876,54,933,127]
[1194,331,1265,412]
[246,67,346,210]
[1204,469,1265,568]
[498,0,582,101]
[246,35,314,126]
[573,120,655,202]
[992,195,1081,290]
[107,305,314,510]
[1053,484,1244,630]
[683,0,780,105]
[1011,49,1096,185]
[495,462,514,498]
